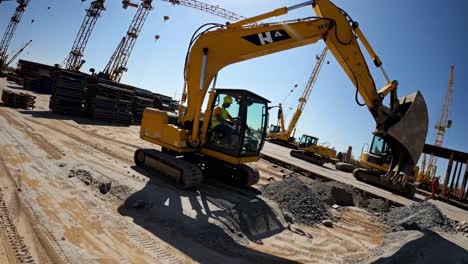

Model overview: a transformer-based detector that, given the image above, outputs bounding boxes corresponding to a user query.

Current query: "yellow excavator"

[290,134,336,166]
[135,0,428,189]
[268,47,328,149]
[354,135,422,197]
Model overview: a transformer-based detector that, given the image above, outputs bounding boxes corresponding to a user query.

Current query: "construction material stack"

[133,88,154,123]
[86,79,134,124]
[1,90,35,109]
[153,92,177,112]
[49,70,87,115]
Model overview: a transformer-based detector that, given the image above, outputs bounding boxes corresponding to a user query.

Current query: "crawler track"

[0,189,35,263]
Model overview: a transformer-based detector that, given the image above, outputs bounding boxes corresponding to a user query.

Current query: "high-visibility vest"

[211,106,230,127]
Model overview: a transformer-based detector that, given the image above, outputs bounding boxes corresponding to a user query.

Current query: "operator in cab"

[211,96,234,144]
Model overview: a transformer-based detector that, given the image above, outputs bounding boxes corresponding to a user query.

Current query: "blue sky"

[1,0,467,177]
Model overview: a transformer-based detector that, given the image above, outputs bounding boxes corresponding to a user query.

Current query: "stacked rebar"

[86,78,134,124]
[49,70,87,115]
[1,89,35,109]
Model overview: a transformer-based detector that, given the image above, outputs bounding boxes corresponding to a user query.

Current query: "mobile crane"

[135,0,429,189]
[268,47,328,149]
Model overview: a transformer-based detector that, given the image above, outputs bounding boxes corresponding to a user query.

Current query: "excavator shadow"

[118,166,294,263]
[19,110,132,127]
[370,229,468,263]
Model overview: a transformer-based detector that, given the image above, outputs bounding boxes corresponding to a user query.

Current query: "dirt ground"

[0,79,467,263]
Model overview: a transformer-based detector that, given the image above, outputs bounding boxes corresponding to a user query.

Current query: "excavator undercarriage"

[134,148,259,189]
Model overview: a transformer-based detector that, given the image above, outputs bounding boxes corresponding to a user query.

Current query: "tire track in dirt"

[0,154,72,264]
[23,116,133,164]
[1,114,192,263]
[0,109,64,160]
[0,188,35,263]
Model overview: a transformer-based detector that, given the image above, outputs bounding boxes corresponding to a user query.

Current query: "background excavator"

[355,65,454,196]
[354,135,420,197]
[290,134,337,166]
[268,47,328,149]
[135,0,428,190]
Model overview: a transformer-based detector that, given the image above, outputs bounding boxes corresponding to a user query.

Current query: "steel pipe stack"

[133,88,154,123]
[86,78,134,124]
[49,70,87,114]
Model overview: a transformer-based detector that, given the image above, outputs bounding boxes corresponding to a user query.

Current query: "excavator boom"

[179,0,428,178]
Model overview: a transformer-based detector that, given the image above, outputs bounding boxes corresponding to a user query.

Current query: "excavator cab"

[269,124,281,133]
[298,134,318,149]
[205,89,270,158]
[365,135,392,167]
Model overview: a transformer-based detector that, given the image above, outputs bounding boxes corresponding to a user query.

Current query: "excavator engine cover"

[385,91,428,176]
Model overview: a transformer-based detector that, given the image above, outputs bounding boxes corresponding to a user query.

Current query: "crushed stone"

[263,176,393,226]
[382,201,455,232]
[262,177,331,225]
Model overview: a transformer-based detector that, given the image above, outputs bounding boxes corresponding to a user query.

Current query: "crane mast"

[423,65,454,178]
[285,47,328,136]
[63,0,105,71]
[0,0,31,66]
[5,39,32,67]
[103,0,153,82]
[104,0,245,82]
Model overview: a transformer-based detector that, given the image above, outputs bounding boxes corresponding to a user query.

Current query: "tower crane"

[268,47,328,148]
[63,0,105,71]
[162,0,245,21]
[420,65,454,180]
[101,0,153,82]
[0,0,31,66]
[102,0,245,82]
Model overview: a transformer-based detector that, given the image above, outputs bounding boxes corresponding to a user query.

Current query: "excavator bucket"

[384,91,428,180]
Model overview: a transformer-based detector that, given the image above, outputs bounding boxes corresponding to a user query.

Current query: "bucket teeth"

[383,90,428,179]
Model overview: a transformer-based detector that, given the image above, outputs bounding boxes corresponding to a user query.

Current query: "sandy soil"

[0,79,467,263]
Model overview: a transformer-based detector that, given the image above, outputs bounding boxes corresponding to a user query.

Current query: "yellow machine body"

[138,0,429,181]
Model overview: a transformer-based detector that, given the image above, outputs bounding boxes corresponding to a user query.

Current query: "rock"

[335,162,355,173]
[284,212,294,223]
[374,212,380,217]
[460,221,466,226]
[18,251,25,255]
[58,163,67,167]
[322,219,333,227]
[61,237,66,241]
[99,182,112,194]
[332,204,340,209]
[272,165,278,168]
[267,177,275,182]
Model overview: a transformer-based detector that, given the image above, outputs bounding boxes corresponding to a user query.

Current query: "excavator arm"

[180,0,428,180]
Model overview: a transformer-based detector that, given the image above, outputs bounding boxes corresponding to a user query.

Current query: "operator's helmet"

[223,96,233,104]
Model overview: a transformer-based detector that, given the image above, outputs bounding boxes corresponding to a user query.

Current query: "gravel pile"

[382,201,454,232]
[263,177,331,225]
